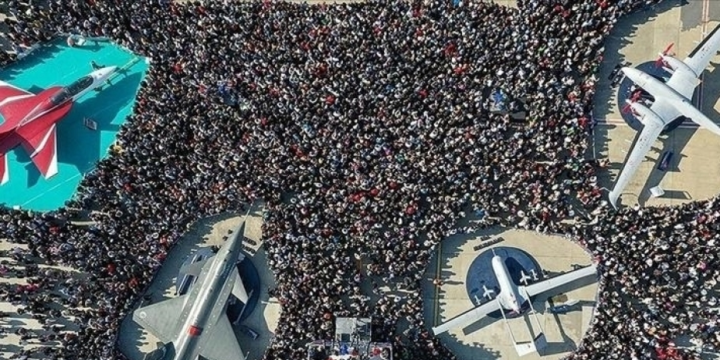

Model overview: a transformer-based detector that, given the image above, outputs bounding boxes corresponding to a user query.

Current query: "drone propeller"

[654,42,674,68]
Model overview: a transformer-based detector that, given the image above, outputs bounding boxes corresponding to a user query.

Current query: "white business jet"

[609,23,720,208]
[433,250,597,356]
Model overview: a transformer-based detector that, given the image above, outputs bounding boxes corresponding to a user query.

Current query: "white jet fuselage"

[16,66,117,129]
[491,255,523,313]
[622,67,690,113]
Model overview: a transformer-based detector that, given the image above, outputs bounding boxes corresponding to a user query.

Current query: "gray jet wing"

[132,294,188,344]
[194,265,247,359]
[197,315,245,360]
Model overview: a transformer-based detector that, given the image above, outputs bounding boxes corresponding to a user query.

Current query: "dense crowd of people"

[1,0,719,359]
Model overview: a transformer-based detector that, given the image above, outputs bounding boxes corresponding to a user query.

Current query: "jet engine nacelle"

[626,100,664,128]
[660,55,697,77]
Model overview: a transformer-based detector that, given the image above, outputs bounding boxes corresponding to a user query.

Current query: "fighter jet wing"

[520,264,597,299]
[19,124,59,180]
[132,294,187,344]
[608,111,666,209]
[198,315,245,360]
[432,299,501,335]
[0,81,33,108]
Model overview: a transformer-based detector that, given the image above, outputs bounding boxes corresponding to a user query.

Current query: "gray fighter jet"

[132,216,251,360]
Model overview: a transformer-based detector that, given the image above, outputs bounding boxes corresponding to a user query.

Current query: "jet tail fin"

[20,124,58,180]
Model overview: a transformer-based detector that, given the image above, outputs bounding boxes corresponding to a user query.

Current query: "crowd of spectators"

[1,0,719,359]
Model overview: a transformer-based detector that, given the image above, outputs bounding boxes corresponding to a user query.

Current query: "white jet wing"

[432,299,501,335]
[668,97,720,135]
[520,264,597,299]
[665,70,700,100]
[683,24,720,80]
[608,114,666,209]
[663,23,720,130]
[132,294,187,344]
[197,315,245,360]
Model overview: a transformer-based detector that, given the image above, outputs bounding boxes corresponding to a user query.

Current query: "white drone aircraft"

[432,250,597,356]
[609,23,720,208]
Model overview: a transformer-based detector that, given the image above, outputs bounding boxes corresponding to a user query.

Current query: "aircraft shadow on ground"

[71,42,104,53]
[538,309,577,357]
[0,41,68,78]
[59,72,142,173]
[238,246,278,360]
[590,124,614,168]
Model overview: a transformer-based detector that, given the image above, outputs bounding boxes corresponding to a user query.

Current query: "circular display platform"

[465,246,542,319]
[616,61,688,134]
[176,247,261,324]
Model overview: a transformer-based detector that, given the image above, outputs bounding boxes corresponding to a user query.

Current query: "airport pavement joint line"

[698,0,710,110]
[434,240,442,327]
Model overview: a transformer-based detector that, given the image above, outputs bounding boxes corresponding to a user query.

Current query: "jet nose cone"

[93,66,117,80]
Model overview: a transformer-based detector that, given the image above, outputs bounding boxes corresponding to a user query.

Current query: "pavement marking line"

[20,171,85,208]
[434,240,442,327]
[698,0,709,110]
